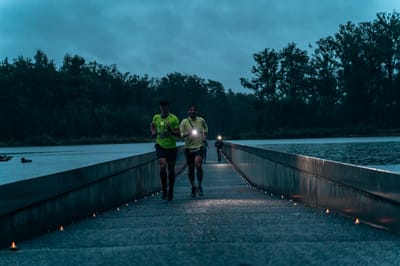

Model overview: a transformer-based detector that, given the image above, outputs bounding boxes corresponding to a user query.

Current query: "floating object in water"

[0,155,12,162]
[21,157,32,163]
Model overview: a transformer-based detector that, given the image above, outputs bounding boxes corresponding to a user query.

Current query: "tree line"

[1,11,400,146]
[0,50,244,145]
[241,11,400,136]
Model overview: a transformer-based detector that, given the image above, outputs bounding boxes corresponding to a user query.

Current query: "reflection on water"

[1,137,400,185]
[261,141,400,166]
[230,136,400,173]
[0,143,156,185]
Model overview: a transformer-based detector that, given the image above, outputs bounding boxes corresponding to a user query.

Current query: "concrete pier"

[224,142,400,233]
[0,147,398,265]
[0,148,186,248]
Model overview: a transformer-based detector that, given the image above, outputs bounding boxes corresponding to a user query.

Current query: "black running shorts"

[184,146,205,164]
[155,144,178,162]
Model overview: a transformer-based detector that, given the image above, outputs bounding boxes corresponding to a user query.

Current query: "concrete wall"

[223,142,400,234]
[0,147,186,248]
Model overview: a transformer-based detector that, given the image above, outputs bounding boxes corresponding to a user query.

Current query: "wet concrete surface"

[0,149,399,265]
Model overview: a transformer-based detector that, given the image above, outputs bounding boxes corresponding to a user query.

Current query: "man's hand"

[150,122,157,137]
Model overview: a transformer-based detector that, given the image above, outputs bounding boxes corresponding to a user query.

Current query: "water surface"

[230,136,400,173]
[0,143,156,184]
[1,137,399,185]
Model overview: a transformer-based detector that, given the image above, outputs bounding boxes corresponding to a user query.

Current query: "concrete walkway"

[0,148,399,265]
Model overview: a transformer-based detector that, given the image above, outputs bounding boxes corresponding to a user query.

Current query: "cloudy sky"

[1,0,400,93]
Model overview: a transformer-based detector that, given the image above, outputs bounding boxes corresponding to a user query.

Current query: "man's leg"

[159,158,168,199]
[167,161,176,201]
[195,155,204,196]
[185,149,197,198]
[186,162,198,198]
[187,161,195,185]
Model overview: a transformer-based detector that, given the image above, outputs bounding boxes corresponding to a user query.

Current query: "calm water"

[1,137,400,185]
[0,143,156,185]
[230,136,400,173]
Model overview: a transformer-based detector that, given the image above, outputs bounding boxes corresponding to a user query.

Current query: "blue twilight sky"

[1,0,400,93]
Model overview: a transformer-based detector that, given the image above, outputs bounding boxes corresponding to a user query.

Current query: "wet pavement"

[0,149,399,265]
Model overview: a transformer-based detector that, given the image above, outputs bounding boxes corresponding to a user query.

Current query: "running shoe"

[198,186,204,196]
[167,188,173,201]
[191,187,197,198]
[161,188,168,200]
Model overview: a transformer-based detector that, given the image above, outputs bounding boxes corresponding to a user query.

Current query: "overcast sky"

[1,0,400,93]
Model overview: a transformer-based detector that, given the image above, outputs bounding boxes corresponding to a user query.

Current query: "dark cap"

[159,99,169,106]
[189,104,197,110]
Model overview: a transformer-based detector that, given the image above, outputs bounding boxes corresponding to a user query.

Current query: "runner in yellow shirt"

[180,104,208,198]
[150,99,180,201]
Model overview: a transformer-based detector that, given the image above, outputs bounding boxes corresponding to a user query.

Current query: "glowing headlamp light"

[191,129,198,135]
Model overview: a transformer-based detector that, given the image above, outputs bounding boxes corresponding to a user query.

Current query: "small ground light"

[325,209,330,214]
[93,213,96,217]
[354,218,360,224]
[10,241,17,251]
[116,207,120,211]
[59,225,64,231]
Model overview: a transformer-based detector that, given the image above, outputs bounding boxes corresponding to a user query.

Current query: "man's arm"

[150,122,157,137]
[180,119,191,138]
[150,115,157,137]
[201,118,208,141]
[167,116,180,138]
[168,123,181,138]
